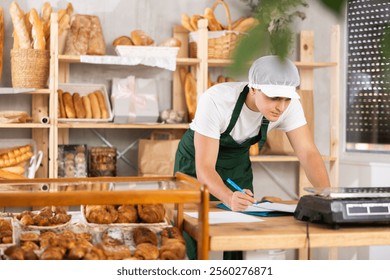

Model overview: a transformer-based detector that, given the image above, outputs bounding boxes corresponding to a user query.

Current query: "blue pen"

[227,178,258,204]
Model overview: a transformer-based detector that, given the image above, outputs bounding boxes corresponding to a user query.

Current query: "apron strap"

[258,118,270,148]
[223,85,249,135]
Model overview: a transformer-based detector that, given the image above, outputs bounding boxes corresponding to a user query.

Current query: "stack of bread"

[0,144,33,179]
[84,203,166,224]
[8,1,73,51]
[64,13,106,55]
[58,89,109,120]
[112,29,181,48]
[181,5,258,33]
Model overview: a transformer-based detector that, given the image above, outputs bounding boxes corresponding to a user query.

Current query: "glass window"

[346,0,390,153]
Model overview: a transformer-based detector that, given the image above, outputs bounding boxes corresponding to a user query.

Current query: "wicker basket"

[10,49,50,88]
[189,0,241,59]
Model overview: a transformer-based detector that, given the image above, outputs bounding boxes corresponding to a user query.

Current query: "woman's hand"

[229,189,256,211]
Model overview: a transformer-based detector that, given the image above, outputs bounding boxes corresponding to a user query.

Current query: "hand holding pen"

[226,178,257,211]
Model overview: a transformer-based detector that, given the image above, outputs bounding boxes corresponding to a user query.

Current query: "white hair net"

[248,55,301,99]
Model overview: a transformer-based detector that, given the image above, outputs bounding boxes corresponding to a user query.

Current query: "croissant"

[133,243,159,260]
[159,239,187,260]
[137,204,166,223]
[132,226,158,246]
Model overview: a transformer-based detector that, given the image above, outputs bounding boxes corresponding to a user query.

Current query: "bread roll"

[88,92,101,119]
[159,37,181,47]
[9,1,31,49]
[57,89,66,118]
[130,30,154,46]
[82,95,92,118]
[94,90,108,119]
[73,93,86,118]
[112,36,133,46]
[29,8,45,50]
[63,92,76,118]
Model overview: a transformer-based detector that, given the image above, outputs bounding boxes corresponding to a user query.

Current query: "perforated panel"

[346,0,390,151]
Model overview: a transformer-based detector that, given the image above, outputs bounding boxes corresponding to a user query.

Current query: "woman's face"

[253,88,291,122]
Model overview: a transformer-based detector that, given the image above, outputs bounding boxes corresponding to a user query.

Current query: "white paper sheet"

[246,202,297,213]
[185,211,264,224]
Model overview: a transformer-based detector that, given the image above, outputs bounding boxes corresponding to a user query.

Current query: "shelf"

[0,123,50,128]
[59,55,201,66]
[250,155,337,162]
[207,59,337,68]
[57,122,190,129]
[0,88,50,95]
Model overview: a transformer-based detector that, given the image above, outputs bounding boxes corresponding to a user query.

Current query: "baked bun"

[112,36,133,46]
[85,205,118,224]
[130,29,154,46]
[132,226,158,246]
[160,37,181,48]
[137,204,166,223]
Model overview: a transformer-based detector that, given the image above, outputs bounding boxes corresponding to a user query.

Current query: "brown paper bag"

[260,90,314,155]
[138,131,180,176]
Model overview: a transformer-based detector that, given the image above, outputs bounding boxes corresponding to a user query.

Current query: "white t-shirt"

[190,82,307,144]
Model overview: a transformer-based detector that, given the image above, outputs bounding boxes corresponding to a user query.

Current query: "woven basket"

[189,0,240,59]
[11,49,50,88]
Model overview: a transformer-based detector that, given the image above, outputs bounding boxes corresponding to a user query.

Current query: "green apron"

[174,85,269,260]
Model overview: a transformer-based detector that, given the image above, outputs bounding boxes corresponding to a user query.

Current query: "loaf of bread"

[184,72,197,120]
[181,14,195,32]
[82,95,92,118]
[87,15,106,55]
[88,92,101,119]
[9,1,31,49]
[57,89,66,118]
[73,92,86,118]
[204,8,223,31]
[0,7,4,81]
[29,8,45,50]
[94,90,108,119]
[64,14,91,55]
[62,92,76,118]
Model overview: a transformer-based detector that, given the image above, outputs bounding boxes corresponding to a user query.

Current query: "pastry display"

[57,88,110,120]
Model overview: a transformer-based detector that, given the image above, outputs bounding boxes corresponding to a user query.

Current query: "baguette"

[29,8,46,50]
[181,14,194,32]
[0,169,26,179]
[73,92,86,118]
[204,8,222,31]
[94,90,108,119]
[232,17,259,33]
[0,7,4,81]
[62,92,76,118]
[0,166,25,175]
[88,92,101,119]
[82,95,92,118]
[184,72,197,121]
[57,89,66,118]
[190,14,203,31]
[41,2,52,45]
[9,1,31,49]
